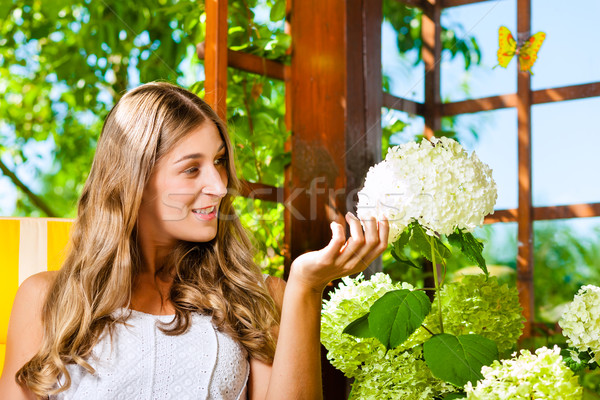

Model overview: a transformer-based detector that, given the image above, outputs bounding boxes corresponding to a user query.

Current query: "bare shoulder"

[0,270,57,399]
[19,270,57,299]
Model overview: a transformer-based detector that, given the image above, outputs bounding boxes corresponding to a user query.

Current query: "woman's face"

[137,121,229,245]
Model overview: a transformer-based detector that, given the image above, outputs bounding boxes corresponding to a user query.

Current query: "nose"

[201,165,228,198]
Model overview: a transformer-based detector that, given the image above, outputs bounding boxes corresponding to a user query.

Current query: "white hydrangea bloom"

[357,137,497,243]
[465,346,582,399]
[559,285,600,362]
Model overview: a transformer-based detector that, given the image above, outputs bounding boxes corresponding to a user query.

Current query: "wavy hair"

[16,82,279,396]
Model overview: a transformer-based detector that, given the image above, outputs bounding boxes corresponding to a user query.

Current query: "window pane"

[534,217,600,322]
[532,98,600,207]
[448,222,518,284]
[382,20,425,103]
[532,0,600,90]
[441,0,517,101]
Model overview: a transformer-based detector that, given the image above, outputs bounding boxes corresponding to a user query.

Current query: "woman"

[0,82,388,399]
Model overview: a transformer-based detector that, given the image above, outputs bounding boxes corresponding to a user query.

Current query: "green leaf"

[390,249,421,269]
[270,0,286,22]
[368,289,431,350]
[423,334,498,387]
[442,393,467,400]
[409,223,451,262]
[447,230,488,277]
[342,313,372,338]
[391,226,422,268]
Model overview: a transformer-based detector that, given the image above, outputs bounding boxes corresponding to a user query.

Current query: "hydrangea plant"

[321,273,414,377]
[322,137,512,396]
[422,275,524,353]
[321,273,526,398]
[321,273,454,399]
[464,346,583,399]
[559,284,600,362]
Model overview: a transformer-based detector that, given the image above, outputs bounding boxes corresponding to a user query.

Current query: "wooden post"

[204,0,228,121]
[516,0,534,339]
[421,0,442,297]
[283,0,293,275]
[422,0,442,139]
[288,0,382,397]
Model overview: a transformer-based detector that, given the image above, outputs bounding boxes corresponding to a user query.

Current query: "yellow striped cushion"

[0,218,73,376]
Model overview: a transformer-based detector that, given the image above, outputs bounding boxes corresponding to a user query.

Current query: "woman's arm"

[0,271,56,400]
[249,213,388,400]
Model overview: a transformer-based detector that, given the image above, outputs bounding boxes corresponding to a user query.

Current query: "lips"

[192,205,216,215]
[191,205,218,220]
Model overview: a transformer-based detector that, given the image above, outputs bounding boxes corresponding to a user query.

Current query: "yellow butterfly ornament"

[496,26,546,74]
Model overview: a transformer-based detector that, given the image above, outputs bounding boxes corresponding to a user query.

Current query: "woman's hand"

[287,212,389,294]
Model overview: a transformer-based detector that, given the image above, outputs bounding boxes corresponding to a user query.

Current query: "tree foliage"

[0,0,481,274]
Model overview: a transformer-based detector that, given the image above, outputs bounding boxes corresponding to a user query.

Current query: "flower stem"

[430,235,444,333]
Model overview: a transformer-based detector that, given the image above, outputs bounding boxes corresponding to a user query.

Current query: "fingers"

[321,221,346,262]
[337,213,376,266]
[361,217,389,264]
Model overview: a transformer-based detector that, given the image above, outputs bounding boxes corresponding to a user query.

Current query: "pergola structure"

[200,0,600,397]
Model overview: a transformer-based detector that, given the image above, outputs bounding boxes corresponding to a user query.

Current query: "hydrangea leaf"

[447,230,488,277]
[442,393,467,399]
[423,333,498,387]
[390,249,422,269]
[410,223,451,262]
[391,226,422,269]
[343,312,373,338]
[368,289,431,350]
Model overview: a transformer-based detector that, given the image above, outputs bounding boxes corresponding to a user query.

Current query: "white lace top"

[50,309,249,400]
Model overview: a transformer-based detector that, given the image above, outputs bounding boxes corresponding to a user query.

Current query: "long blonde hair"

[16,82,279,396]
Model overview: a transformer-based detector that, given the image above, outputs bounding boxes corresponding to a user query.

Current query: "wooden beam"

[516,0,534,339]
[440,82,600,116]
[397,0,427,8]
[239,180,284,203]
[204,0,228,121]
[535,203,600,220]
[197,42,287,81]
[484,209,518,224]
[484,203,600,224]
[382,92,425,115]
[422,0,442,138]
[533,82,600,104]
[441,93,517,115]
[442,0,492,8]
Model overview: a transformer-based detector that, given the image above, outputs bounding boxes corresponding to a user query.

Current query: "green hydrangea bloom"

[464,346,583,399]
[349,346,454,400]
[321,272,414,377]
[407,274,524,353]
[321,273,455,399]
[321,273,523,398]
[559,285,600,362]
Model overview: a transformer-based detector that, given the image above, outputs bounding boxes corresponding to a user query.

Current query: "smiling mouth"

[192,205,216,215]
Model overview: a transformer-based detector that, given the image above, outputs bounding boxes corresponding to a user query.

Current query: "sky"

[381,0,600,240]
[1,0,599,238]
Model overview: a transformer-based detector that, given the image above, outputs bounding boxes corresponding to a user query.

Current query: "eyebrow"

[174,142,226,164]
